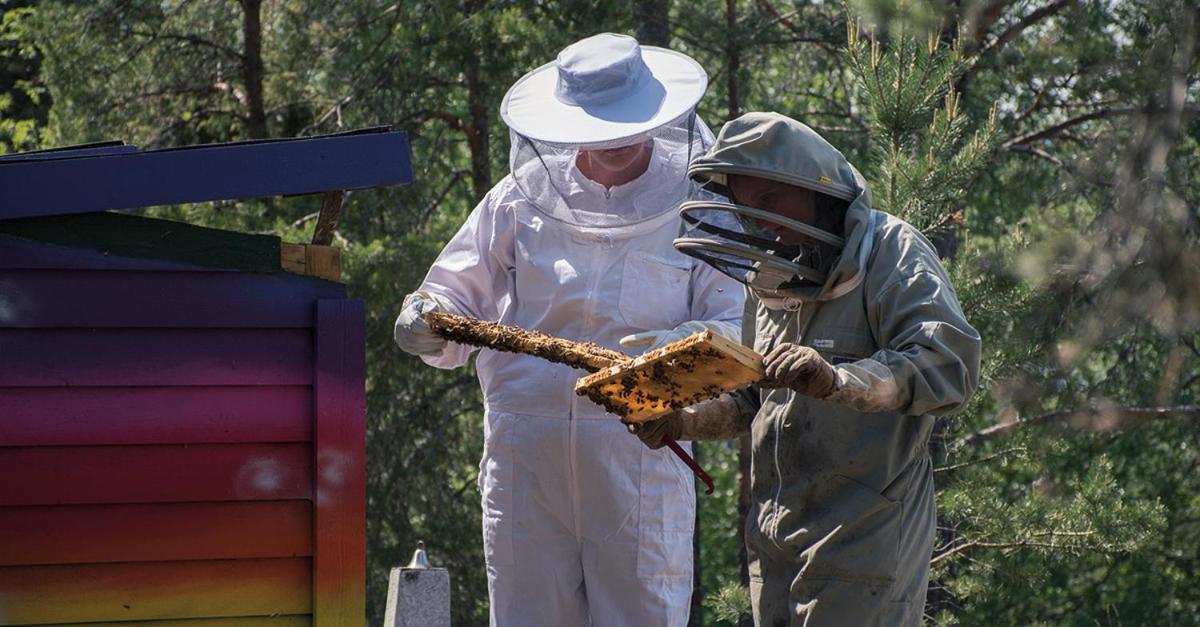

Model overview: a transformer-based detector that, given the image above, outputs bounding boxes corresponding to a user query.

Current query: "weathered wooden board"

[575,330,764,423]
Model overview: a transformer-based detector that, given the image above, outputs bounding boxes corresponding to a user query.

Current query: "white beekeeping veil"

[500,33,713,233]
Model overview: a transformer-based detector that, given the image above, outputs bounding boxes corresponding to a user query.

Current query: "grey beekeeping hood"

[674,112,876,306]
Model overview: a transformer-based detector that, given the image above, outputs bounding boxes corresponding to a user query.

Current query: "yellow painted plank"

[0,558,311,625]
[33,615,312,626]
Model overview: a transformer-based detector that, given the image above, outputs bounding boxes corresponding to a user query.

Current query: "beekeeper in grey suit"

[632,111,982,626]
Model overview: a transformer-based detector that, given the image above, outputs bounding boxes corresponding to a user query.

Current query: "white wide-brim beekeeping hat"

[501,32,708,148]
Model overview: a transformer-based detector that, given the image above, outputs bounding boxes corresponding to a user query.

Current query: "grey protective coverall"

[688,113,982,626]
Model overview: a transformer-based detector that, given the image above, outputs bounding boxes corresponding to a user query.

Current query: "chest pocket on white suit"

[618,251,691,330]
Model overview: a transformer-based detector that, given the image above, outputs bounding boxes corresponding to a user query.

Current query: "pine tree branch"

[961,405,1200,447]
[810,125,867,135]
[1011,103,1200,148]
[1183,336,1200,359]
[303,95,355,135]
[961,0,1078,84]
[1003,107,1139,147]
[1006,143,1068,170]
[931,530,1104,566]
[934,446,1026,475]
[1013,71,1076,127]
[753,0,837,44]
[126,30,243,60]
[408,110,466,132]
[981,0,1078,59]
[963,0,1015,53]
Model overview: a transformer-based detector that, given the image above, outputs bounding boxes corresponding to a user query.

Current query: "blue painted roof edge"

[0,128,413,220]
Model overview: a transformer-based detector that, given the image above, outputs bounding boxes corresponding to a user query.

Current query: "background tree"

[0,0,47,153]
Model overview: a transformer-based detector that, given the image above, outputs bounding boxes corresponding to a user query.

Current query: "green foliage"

[842,1,1196,625]
[704,580,752,626]
[844,15,1001,233]
[0,0,46,152]
[694,440,743,617]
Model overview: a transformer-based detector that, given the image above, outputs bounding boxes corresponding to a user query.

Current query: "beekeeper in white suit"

[393,33,743,626]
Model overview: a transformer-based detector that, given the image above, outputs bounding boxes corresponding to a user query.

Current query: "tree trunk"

[634,0,671,46]
[727,0,750,595]
[464,62,490,202]
[239,0,267,139]
[460,0,492,202]
[726,0,741,119]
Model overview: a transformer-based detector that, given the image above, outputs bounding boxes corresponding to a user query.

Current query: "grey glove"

[760,343,837,398]
[626,412,683,450]
[394,291,451,356]
[626,395,753,450]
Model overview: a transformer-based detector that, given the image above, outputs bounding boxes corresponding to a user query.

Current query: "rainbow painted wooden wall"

[0,130,412,627]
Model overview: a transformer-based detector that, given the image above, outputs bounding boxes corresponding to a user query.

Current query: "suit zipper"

[772,304,806,538]
[570,233,612,543]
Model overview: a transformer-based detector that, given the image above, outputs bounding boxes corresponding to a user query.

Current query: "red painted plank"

[0,270,345,327]
[0,328,311,387]
[0,386,312,447]
[312,300,367,627]
[0,443,312,506]
[0,501,313,566]
[0,557,312,625]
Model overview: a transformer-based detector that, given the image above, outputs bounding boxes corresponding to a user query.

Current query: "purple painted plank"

[0,443,313,506]
[313,299,367,627]
[0,270,346,328]
[0,328,312,386]
[0,386,312,447]
[0,235,235,271]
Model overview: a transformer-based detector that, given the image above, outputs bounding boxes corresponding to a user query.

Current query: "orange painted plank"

[312,300,366,627]
[0,386,312,447]
[0,501,312,567]
[34,616,311,626]
[0,443,311,507]
[0,557,311,625]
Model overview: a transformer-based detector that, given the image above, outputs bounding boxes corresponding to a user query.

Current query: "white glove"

[394,291,452,356]
[619,320,741,352]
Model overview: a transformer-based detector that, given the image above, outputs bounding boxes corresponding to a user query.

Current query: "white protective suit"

[411,134,744,625]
